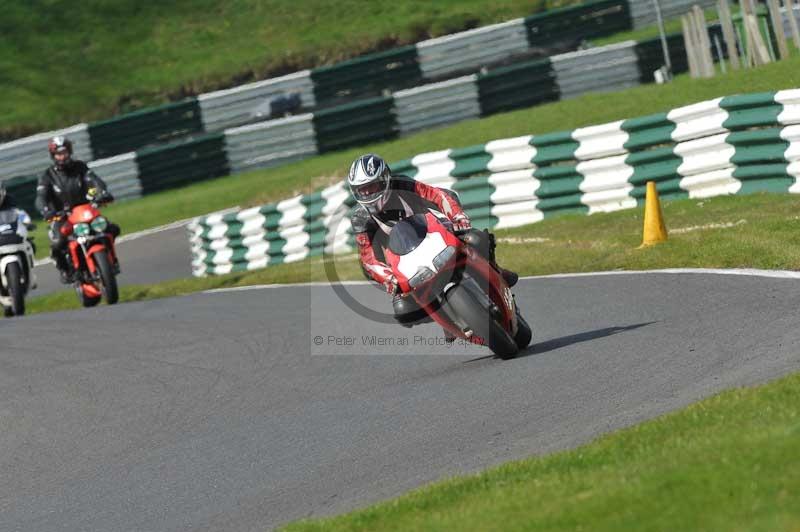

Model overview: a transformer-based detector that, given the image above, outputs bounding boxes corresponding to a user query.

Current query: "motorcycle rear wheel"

[444,285,518,359]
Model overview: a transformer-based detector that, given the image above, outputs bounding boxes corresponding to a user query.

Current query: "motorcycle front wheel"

[76,283,101,308]
[443,284,518,359]
[5,262,25,316]
[94,249,119,305]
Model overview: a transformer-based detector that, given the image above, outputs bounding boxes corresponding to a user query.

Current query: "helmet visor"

[352,180,386,203]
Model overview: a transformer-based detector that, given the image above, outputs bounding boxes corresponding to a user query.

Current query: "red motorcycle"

[53,203,120,307]
[383,210,531,359]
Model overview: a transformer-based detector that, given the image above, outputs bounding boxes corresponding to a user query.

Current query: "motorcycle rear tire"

[444,284,518,359]
[6,262,25,317]
[94,250,119,305]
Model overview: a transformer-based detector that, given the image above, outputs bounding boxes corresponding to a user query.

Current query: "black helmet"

[48,136,73,168]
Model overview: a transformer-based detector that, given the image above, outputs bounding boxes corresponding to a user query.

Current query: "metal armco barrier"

[88,153,142,201]
[224,114,318,174]
[312,96,398,153]
[416,19,530,79]
[310,46,422,109]
[189,90,800,277]
[525,0,631,48]
[136,133,229,195]
[88,99,204,160]
[198,70,316,132]
[477,58,559,116]
[628,0,716,28]
[551,41,640,99]
[393,76,481,135]
[0,124,92,179]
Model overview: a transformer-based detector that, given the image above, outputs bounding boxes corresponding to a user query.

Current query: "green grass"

[25,192,800,313]
[0,0,575,139]
[282,370,800,531]
[494,192,800,274]
[26,48,800,259]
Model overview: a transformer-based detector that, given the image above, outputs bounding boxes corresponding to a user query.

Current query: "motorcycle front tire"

[6,262,25,316]
[94,250,119,305]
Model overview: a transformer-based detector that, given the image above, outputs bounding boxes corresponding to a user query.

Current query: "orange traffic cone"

[639,181,667,247]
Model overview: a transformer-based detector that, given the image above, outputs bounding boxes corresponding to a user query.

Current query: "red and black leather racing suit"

[350,175,496,325]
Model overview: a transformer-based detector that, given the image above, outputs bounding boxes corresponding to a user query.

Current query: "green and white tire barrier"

[189,182,352,275]
[190,89,800,276]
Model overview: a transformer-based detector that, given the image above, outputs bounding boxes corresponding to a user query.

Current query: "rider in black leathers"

[35,136,120,283]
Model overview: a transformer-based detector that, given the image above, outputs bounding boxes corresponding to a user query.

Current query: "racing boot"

[500,267,518,287]
[493,264,518,287]
[54,252,75,284]
[443,329,456,344]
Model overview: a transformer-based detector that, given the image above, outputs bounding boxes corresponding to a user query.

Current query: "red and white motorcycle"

[383,210,531,359]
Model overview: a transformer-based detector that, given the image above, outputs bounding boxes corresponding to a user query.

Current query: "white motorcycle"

[0,209,37,317]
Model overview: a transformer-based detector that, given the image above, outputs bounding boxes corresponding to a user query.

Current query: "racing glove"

[451,213,472,233]
[383,275,399,295]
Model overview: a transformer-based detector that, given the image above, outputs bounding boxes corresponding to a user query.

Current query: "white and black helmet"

[347,154,392,212]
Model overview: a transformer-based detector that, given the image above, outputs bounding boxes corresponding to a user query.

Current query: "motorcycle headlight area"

[90,216,108,232]
[408,267,435,288]
[74,223,91,237]
[432,245,456,270]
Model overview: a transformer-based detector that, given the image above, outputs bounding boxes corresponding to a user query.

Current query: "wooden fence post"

[718,0,741,68]
[785,0,800,50]
[693,5,716,76]
[682,14,699,77]
[768,0,790,58]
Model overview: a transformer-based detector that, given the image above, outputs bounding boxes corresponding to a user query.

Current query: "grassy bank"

[26,192,800,314]
[283,371,800,531]
[1,0,572,138]
[27,50,800,259]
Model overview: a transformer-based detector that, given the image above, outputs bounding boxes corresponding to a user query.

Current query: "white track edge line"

[199,267,800,295]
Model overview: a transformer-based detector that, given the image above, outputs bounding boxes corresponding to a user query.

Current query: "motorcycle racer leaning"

[348,153,518,332]
[35,136,120,284]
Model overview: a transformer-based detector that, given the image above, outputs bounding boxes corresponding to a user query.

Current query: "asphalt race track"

[1,272,799,531]
[32,225,193,297]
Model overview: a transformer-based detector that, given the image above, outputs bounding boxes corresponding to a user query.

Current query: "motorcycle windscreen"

[0,210,20,243]
[0,210,18,225]
[387,214,428,256]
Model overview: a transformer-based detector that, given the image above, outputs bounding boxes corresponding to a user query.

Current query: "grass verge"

[25,192,800,314]
[1,0,575,138]
[282,371,800,531]
[27,49,800,259]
